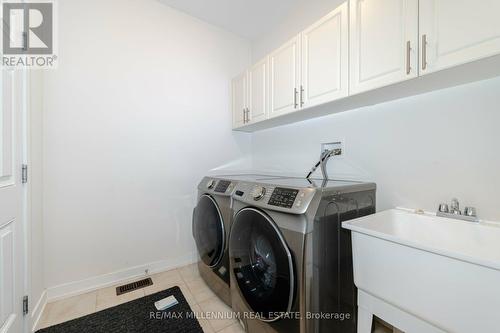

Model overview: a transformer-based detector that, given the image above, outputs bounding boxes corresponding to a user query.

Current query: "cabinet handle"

[243,108,247,123]
[406,41,411,75]
[300,86,304,107]
[246,108,250,123]
[422,34,427,71]
[294,88,298,108]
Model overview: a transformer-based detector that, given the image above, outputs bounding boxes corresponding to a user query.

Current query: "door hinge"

[23,296,28,316]
[22,164,28,184]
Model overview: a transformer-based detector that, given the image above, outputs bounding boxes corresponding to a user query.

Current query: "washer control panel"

[232,182,316,214]
[268,188,299,208]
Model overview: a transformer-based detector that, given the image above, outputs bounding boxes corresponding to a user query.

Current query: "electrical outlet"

[321,140,345,158]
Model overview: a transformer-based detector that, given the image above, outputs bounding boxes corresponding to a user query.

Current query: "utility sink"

[343,208,500,333]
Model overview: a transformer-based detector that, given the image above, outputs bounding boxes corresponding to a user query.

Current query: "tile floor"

[37,262,394,333]
[37,263,244,333]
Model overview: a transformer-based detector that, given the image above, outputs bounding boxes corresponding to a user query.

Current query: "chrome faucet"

[437,198,478,222]
[306,148,342,180]
[450,198,460,215]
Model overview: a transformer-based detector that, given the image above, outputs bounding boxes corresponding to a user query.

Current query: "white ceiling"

[158,0,301,40]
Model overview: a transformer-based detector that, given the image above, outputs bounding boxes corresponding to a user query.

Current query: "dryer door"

[193,194,225,267]
[229,208,295,322]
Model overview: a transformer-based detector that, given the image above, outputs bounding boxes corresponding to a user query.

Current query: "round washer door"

[229,208,294,322]
[193,194,225,267]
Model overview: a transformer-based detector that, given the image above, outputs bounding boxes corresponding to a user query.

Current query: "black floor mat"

[36,286,203,333]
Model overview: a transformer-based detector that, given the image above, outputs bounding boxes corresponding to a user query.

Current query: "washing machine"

[229,177,376,333]
[192,174,283,307]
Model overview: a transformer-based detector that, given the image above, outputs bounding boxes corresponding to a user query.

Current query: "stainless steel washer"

[229,178,376,332]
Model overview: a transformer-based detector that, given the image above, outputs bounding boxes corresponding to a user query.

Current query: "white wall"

[251,0,500,221]
[43,0,251,293]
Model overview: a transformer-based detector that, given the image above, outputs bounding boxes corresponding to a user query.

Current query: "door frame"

[24,68,46,333]
[22,68,37,333]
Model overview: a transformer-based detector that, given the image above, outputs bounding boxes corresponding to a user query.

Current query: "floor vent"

[116,278,153,296]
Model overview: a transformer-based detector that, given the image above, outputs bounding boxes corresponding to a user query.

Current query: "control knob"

[252,186,266,201]
[207,179,216,189]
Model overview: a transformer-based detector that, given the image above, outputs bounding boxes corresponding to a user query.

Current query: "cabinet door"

[301,2,349,108]
[350,0,418,94]
[419,0,500,75]
[232,71,247,128]
[269,35,301,118]
[247,57,268,124]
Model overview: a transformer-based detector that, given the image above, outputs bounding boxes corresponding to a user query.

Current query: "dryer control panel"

[201,177,235,196]
[214,180,232,193]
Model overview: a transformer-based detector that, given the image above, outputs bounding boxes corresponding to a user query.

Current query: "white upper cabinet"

[269,35,301,118]
[301,2,349,108]
[247,57,268,124]
[419,0,500,75]
[232,0,500,131]
[350,0,419,94]
[232,71,247,128]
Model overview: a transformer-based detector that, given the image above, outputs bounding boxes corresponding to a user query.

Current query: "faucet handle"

[464,207,477,217]
[438,203,449,213]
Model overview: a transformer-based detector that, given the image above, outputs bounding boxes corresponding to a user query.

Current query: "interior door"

[419,0,500,75]
[269,35,301,118]
[247,57,268,124]
[350,0,419,94]
[301,2,349,108]
[232,71,247,128]
[0,67,24,333]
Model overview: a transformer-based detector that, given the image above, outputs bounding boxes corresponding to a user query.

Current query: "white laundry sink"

[343,208,500,333]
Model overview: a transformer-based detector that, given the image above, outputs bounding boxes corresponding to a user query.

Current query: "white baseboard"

[46,251,198,303]
[31,290,47,332]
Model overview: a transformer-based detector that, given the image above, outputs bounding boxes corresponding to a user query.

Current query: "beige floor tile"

[218,322,246,333]
[185,277,217,304]
[152,268,184,284]
[96,284,145,311]
[38,291,97,329]
[143,269,184,295]
[178,262,200,283]
[198,296,237,332]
